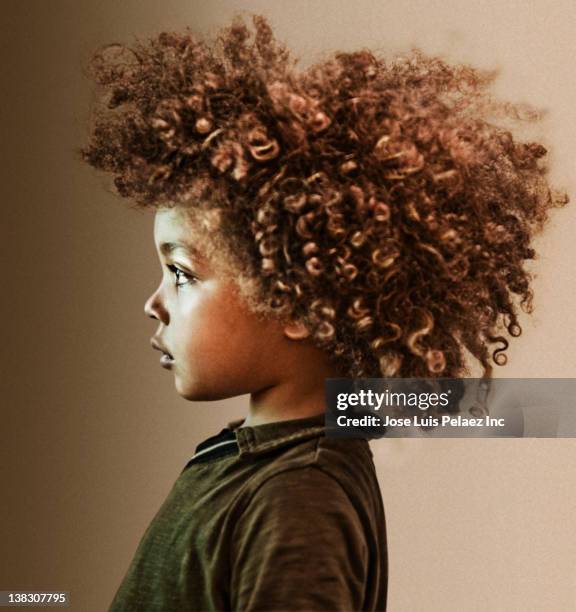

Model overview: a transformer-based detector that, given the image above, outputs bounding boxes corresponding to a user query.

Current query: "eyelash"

[166,264,196,288]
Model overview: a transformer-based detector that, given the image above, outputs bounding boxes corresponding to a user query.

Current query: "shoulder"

[235,430,380,500]
[242,432,375,484]
[227,433,384,534]
[245,463,355,512]
[227,441,387,610]
[231,464,369,557]
[229,467,372,611]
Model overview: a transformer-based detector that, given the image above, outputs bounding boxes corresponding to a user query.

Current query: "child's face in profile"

[144,206,290,401]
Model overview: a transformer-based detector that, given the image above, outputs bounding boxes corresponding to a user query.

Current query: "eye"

[166,264,197,288]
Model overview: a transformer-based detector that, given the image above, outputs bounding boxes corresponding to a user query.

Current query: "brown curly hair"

[79,14,568,379]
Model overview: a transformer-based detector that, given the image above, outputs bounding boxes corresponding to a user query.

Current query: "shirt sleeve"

[230,466,369,611]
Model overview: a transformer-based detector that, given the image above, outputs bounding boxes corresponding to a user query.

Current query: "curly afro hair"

[80,14,568,379]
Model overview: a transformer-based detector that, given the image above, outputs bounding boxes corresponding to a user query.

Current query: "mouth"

[160,352,174,369]
[150,337,174,369]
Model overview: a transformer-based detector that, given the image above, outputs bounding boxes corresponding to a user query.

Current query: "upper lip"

[150,337,173,358]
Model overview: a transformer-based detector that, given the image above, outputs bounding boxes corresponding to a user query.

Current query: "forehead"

[153,206,207,260]
[154,206,194,243]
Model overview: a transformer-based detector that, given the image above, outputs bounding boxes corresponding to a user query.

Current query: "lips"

[159,353,174,369]
[150,337,174,367]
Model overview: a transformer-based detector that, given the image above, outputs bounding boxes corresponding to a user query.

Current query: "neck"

[243,351,343,428]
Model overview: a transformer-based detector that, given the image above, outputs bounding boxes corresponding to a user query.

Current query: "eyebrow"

[159,241,203,259]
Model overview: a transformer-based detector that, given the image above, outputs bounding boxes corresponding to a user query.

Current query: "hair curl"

[80,14,568,379]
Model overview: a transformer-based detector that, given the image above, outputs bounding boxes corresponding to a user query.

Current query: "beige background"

[2,0,576,610]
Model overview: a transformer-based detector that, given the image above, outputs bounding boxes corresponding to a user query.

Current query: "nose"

[144,286,169,324]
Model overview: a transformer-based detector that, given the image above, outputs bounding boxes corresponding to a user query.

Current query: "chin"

[175,377,237,402]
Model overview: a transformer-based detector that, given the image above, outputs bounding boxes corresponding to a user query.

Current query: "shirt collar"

[231,412,326,458]
[182,413,326,471]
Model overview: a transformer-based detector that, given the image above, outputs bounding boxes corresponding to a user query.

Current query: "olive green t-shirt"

[108,413,388,611]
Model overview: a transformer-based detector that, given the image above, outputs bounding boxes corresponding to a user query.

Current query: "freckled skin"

[144,206,342,426]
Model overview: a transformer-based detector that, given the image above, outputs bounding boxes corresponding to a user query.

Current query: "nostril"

[144,290,169,325]
[144,288,162,319]
[145,300,163,322]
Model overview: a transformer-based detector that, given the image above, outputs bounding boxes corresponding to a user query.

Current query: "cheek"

[184,306,277,370]
[176,296,246,357]
[173,281,286,374]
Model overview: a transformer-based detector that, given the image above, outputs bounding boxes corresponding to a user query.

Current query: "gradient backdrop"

[2,1,576,610]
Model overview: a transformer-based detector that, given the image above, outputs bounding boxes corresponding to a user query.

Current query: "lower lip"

[160,354,174,369]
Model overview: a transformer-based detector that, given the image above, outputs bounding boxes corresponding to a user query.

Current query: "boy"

[80,14,566,611]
